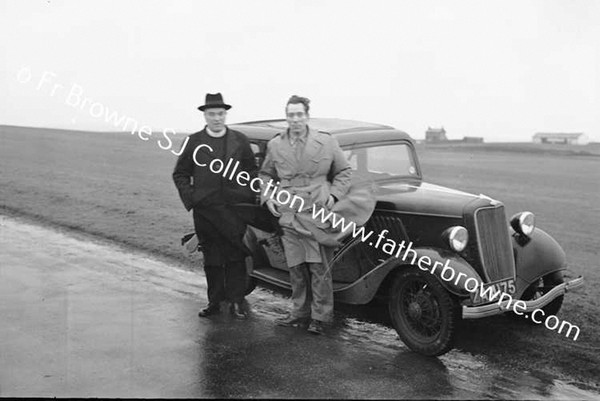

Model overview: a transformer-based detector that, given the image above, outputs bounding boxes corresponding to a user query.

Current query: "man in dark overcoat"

[173,93,256,319]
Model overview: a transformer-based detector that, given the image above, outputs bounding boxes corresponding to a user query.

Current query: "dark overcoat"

[172,127,256,210]
[172,127,257,265]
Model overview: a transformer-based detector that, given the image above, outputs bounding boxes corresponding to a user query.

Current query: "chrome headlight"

[443,226,469,252]
[510,211,535,236]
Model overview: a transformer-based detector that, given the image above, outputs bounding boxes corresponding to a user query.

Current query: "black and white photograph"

[1,0,599,399]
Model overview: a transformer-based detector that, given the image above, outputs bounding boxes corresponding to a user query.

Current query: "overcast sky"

[1,0,598,142]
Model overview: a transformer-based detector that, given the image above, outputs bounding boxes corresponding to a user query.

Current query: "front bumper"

[462,276,584,319]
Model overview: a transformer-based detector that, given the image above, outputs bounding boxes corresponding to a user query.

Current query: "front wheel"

[388,269,460,356]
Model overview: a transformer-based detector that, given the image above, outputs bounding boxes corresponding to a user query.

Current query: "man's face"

[286,103,308,134]
[204,108,227,132]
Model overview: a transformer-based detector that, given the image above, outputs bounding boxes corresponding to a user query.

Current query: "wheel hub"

[408,301,422,320]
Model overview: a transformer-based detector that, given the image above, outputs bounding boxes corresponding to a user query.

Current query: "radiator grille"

[475,206,515,282]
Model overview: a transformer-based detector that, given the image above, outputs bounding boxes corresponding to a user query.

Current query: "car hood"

[375,181,500,217]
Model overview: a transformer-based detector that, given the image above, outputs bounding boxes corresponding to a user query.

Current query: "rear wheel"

[388,269,459,356]
[514,271,564,321]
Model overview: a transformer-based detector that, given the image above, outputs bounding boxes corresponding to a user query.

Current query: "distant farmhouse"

[425,127,447,142]
[533,132,589,145]
[425,127,484,143]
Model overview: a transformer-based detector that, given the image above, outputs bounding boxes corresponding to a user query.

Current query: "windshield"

[342,143,419,180]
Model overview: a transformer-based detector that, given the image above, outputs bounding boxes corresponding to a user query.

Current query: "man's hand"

[266,199,282,217]
[325,195,337,209]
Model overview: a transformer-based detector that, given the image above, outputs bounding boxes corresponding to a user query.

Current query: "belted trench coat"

[259,127,376,248]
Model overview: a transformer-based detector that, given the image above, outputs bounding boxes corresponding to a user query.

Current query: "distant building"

[425,127,447,142]
[532,132,589,145]
[463,136,484,143]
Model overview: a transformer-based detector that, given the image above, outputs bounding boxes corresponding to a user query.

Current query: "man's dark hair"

[286,95,310,114]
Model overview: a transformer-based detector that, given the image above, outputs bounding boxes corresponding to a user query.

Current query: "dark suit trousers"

[193,206,248,266]
[204,262,246,305]
[193,207,248,306]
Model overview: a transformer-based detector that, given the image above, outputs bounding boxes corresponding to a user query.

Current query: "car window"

[343,143,418,179]
[250,143,260,154]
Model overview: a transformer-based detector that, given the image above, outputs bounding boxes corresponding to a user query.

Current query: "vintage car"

[216,118,584,356]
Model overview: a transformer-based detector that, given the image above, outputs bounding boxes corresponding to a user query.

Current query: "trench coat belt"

[279,175,327,188]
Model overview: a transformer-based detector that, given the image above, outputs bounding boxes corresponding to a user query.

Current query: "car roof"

[229,118,413,146]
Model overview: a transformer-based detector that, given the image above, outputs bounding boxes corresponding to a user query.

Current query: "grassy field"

[1,125,599,387]
[417,141,600,157]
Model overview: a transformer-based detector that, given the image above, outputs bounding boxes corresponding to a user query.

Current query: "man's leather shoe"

[307,319,325,335]
[275,315,309,328]
[198,305,220,318]
[231,303,248,320]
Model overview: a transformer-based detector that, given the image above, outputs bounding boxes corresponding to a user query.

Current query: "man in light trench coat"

[259,95,352,334]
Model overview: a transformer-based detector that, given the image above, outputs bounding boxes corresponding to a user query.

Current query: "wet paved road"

[1,215,598,399]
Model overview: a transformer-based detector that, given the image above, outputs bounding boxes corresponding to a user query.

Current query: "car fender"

[336,247,483,304]
[512,227,567,298]
[405,247,484,297]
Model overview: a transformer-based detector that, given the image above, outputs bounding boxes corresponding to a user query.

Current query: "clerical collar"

[206,127,226,138]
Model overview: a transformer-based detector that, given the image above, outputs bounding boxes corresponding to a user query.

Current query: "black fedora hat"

[198,93,232,111]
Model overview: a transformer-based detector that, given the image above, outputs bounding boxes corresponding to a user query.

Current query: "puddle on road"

[1,214,598,399]
[319,314,598,399]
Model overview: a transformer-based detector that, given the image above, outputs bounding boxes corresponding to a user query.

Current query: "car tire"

[388,268,459,356]
[511,271,564,321]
